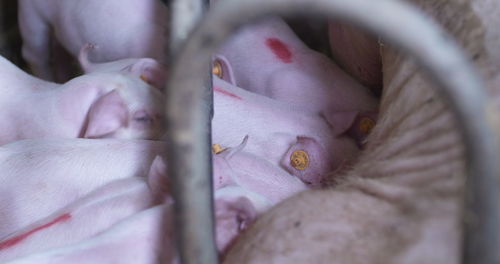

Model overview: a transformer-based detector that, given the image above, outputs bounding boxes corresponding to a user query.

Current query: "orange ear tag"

[212,144,227,154]
[290,150,309,170]
[359,117,375,134]
[212,60,223,79]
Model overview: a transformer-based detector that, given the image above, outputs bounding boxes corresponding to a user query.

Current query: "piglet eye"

[133,111,153,124]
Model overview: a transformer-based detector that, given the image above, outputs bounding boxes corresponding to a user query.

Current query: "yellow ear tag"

[212,60,223,79]
[140,74,149,83]
[359,117,375,134]
[290,150,309,170]
[212,144,226,154]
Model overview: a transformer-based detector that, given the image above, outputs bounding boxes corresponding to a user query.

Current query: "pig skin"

[18,0,168,81]
[223,0,500,262]
[212,77,360,185]
[0,56,166,144]
[4,205,172,264]
[0,177,164,262]
[216,17,378,115]
[0,138,165,239]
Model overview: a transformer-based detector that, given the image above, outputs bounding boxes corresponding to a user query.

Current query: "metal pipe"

[167,1,216,264]
[166,0,499,263]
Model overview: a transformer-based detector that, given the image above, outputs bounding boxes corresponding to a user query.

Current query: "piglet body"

[0,56,165,144]
[0,138,165,238]
[216,17,378,116]
[0,176,164,262]
[18,0,168,81]
[212,77,359,185]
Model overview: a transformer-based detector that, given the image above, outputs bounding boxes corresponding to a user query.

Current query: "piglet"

[4,205,173,264]
[215,17,379,129]
[0,138,165,238]
[212,76,360,186]
[212,137,308,252]
[3,140,308,263]
[0,169,168,262]
[0,56,165,145]
[18,0,168,81]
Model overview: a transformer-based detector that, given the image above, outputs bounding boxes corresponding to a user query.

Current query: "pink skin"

[212,76,360,186]
[18,0,168,81]
[78,44,168,91]
[0,176,165,262]
[0,139,307,263]
[0,56,165,144]
[216,17,379,116]
[4,205,173,264]
[0,138,166,239]
[213,138,308,252]
[328,21,382,95]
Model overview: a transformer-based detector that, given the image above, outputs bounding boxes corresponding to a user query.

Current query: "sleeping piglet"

[212,76,360,186]
[215,17,379,139]
[18,0,168,81]
[0,138,165,238]
[0,56,165,145]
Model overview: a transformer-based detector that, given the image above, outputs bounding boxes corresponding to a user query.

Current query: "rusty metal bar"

[167,0,216,264]
[166,0,499,263]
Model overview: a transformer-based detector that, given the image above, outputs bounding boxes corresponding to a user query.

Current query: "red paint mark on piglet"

[0,213,71,250]
[214,87,242,100]
[266,38,293,63]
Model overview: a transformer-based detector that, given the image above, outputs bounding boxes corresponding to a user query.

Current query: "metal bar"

[166,0,499,263]
[167,0,216,264]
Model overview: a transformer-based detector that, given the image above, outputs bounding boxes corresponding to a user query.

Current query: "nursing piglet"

[213,138,308,252]
[18,0,168,81]
[212,77,359,186]
[0,56,165,145]
[215,17,378,129]
[0,138,165,238]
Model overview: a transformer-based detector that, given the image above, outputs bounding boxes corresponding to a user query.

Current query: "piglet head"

[82,73,166,140]
[214,188,258,254]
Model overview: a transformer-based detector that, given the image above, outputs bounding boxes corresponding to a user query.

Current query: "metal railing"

[164,0,500,263]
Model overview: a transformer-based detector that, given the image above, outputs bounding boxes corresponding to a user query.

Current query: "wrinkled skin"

[223,0,500,263]
[212,76,360,186]
[0,56,165,144]
[18,0,168,81]
[328,21,382,95]
[0,138,165,239]
[216,17,378,117]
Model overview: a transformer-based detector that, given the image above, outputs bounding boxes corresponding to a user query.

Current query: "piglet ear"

[123,58,168,91]
[281,136,334,187]
[215,195,257,253]
[84,90,128,138]
[147,156,170,200]
[213,55,237,85]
